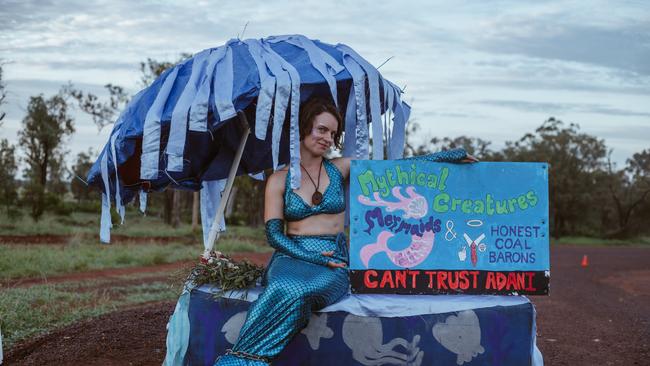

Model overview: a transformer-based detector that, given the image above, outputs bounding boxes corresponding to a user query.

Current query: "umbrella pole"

[205,111,250,253]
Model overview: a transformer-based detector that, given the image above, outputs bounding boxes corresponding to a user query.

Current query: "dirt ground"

[4,246,649,365]
[534,246,649,366]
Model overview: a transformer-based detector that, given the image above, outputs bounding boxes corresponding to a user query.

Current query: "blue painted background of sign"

[349,161,549,274]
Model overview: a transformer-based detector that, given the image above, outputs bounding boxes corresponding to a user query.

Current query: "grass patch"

[552,236,650,246]
[221,225,266,241]
[0,207,266,241]
[0,238,270,281]
[0,276,181,349]
[0,208,197,237]
[0,210,98,236]
[0,242,195,280]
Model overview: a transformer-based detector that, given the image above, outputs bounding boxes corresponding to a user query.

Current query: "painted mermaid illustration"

[358,186,439,268]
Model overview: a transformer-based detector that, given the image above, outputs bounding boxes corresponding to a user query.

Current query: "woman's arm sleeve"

[265,219,330,266]
[401,148,468,163]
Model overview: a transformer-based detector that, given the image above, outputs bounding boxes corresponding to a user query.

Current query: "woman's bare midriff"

[286,212,345,236]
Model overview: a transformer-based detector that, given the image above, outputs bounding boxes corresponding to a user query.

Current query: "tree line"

[0,61,648,239]
[0,57,198,228]
[405,120,650,239]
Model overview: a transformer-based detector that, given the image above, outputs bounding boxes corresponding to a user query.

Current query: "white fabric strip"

[139,190,147,214]
[99,150,112,243]
[140,66,181,179]
[200,179,227,251]
[109,132,125,223]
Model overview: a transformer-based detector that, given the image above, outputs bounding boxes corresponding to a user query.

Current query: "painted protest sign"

[349,161,550,295]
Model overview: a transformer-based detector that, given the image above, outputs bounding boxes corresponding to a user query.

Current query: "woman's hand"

[462,153,480,163]
[326,261,347,269]
[322,250,347,269]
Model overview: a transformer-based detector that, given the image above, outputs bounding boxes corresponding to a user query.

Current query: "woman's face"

[302,111,338,156]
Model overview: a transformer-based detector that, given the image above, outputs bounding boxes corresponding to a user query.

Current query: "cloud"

[472,11,650,75]
[1,0,648,168]
[590,124,650,143]
[475,100,650,118]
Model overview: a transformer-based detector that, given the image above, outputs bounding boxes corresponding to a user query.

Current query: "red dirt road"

[534,246,649,366]
[5,246,649,365]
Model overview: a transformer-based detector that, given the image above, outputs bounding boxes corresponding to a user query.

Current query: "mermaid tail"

[360,231,393,267]
[360,230,435,268]
[215,234,349,365]
[214,354,268,366]
[357,186,437,268]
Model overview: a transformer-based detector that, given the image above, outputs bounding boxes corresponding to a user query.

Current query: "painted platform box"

[187,288,540,366]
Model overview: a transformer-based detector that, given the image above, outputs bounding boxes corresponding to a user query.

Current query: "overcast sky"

[1,0,649,167]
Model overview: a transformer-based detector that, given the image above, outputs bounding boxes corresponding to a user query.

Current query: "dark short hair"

[299,97,343,149]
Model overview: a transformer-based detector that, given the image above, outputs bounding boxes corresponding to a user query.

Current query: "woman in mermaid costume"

[214,98,474,365]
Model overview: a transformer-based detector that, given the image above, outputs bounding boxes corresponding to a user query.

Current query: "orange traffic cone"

[581,255,589,267]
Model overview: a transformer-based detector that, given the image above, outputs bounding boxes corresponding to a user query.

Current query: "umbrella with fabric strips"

[86,34,411,254]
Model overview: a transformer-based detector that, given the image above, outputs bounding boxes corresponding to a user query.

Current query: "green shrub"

[5,207,23,222]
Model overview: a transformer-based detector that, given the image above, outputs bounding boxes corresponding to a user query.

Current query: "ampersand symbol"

[445,220,457,241]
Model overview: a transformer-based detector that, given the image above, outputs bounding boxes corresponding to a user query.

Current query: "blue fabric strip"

[342,86,357,158]
[141,66,180,179]
[385,79,408,159]
[339,53,369,159]
[383,77,394,156]
[258,45,291,170]
[189,47,225,132]
[213,44,237,123]
[342,87,356,228]
[244,39,275,141]
[270,35,344,107]
[338,44,382,160]
[167,49,211,172]
[262,41,302,189]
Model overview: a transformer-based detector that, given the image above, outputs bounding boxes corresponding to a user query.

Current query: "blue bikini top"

[284,159,346,222]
